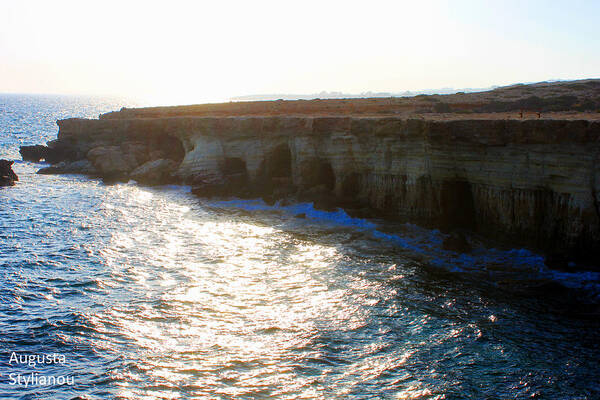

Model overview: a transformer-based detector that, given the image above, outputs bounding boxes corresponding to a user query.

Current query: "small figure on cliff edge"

[519,110,523,119]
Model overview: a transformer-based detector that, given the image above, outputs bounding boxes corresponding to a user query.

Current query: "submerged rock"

[299,184,337,211]
[442,232,472,253]
[0,160,19,186]
[37,159,97,175]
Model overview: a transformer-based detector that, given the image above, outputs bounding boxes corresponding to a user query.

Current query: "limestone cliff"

[32,115,600,266]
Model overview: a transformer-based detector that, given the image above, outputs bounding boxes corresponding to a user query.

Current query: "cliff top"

[101,79,600,120]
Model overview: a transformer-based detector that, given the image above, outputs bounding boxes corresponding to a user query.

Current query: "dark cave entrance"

[219,157,250,195]
[255,144,294,200]
[340,172,361,197]
[263,144,292,179]
[220,157,248,176]
[300,159,336,191]
[440,179,476,231]
[148,134,186,163]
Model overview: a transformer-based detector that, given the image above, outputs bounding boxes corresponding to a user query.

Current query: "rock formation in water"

[20,80,600,267]
[20,145,48,162]
[0,160,18,186]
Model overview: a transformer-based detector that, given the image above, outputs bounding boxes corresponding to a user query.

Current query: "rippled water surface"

[1,95,600,399]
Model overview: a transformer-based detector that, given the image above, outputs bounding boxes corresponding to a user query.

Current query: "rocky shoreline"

[19,111,600,270]
[17,80,600,269]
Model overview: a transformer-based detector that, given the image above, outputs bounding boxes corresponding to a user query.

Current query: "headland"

[20,79,600,268]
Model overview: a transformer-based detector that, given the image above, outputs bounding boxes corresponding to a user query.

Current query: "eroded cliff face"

[35,116,600,265]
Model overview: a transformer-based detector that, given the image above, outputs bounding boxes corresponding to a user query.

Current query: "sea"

[1,94,599,399]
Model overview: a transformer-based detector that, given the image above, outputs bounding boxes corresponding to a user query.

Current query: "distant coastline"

[229,86,495,102]
[228,79,594,102]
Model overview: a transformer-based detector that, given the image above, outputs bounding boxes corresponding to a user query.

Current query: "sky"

[0,0,599,105]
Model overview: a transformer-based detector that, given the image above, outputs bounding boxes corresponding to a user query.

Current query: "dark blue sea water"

[1,94,599,399]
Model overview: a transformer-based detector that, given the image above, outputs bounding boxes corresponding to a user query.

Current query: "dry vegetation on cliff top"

[101,79,600,120]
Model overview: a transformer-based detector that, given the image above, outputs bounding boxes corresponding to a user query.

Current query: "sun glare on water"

[84,184,407,398]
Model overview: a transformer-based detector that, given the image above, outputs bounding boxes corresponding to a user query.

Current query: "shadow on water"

[200,196,600,399]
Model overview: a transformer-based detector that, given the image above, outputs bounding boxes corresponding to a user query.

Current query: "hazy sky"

[1,0,598,105]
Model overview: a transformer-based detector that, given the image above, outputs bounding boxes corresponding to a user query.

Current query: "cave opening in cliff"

[300,159,336,191]
[220,157,247,176]
[440,179,477,231]
[254,143,294,197]
[341,172,361,197]
[151,134,185,163]
[263,144,292,179]
[217,157,250,195]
